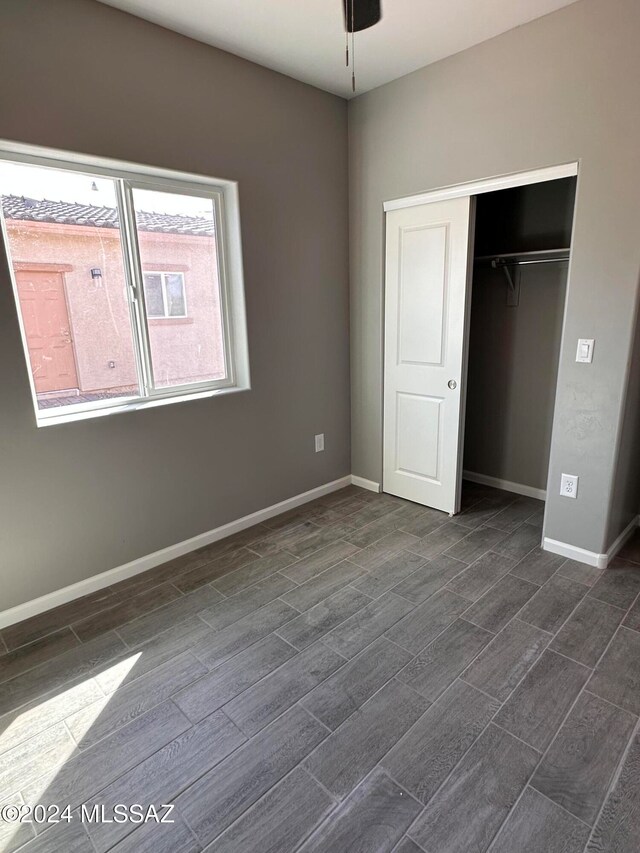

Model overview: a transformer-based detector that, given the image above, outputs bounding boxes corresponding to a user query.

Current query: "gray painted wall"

[464,264,567,491]
[606,285,640,545]
[0,0,350,609]
[349,0,640,554]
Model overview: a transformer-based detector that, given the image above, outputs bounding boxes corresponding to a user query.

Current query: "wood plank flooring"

[1,482,640,852]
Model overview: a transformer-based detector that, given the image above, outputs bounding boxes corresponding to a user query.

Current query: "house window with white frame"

[0,142,250,424]
[143,272,187,318]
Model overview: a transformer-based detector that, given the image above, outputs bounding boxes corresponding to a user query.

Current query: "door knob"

[448,380,457,390]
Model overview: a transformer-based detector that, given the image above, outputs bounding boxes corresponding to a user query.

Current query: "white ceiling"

[98,0,579,98]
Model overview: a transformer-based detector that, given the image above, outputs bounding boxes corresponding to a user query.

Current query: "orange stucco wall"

[6,219,225,394]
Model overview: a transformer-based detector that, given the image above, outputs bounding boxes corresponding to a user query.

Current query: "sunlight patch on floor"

[0,653,141,852]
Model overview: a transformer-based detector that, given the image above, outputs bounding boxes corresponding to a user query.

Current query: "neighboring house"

[2,196,225,404]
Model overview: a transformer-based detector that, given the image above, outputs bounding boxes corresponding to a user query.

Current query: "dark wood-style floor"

[1,482,640,852]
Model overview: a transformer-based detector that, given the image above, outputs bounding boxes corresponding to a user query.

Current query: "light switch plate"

[315,433,325,453]
[576,339,594,363]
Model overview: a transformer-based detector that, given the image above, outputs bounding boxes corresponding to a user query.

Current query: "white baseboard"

[543,513,639,570]
[605,513,640,564]
[463,470,546,501]
[543,537,605,568]
[351,475,382,493]
[0,475,352,630]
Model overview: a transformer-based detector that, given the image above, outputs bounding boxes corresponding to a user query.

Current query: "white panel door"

[383,197,473,513]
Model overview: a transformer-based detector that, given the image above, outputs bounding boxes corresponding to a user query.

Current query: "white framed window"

[143,272,187,318]
[0,140,250,426]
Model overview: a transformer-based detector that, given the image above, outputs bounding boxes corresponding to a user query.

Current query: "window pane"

[143,273,164,317]
[0,161,140,411]
[131,187,227,389]
[165,273,186,317]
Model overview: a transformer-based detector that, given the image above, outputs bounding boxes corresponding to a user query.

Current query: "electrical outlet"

[315,433,325,453]
[560,473,578,499]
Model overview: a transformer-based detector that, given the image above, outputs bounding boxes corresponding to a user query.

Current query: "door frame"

[383,163,579,212]
[382,161,580,538]
[14,263,80,395]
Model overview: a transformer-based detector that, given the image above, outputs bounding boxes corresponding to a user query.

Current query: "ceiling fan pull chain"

[343,0,381,93]
[351,0,356,91]
[352,33,356,91]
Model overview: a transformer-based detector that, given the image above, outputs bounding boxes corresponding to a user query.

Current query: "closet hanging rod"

[493,256,570,267]
[474,248,571,266]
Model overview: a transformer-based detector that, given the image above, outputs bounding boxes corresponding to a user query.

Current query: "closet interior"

[463,177,577,500]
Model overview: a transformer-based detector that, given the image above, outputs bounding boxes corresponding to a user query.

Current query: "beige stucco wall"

[7,220,138,394]
[6,220,225,395]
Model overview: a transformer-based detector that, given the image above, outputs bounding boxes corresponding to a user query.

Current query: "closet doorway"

[382,164,578,521]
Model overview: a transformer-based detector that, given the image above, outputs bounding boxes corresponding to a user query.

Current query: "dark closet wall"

[473,178,576,256]
[463,179,576,491]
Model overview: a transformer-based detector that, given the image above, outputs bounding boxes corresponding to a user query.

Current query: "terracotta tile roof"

[2,195,214,236]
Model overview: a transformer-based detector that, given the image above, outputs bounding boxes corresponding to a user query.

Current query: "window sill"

[35,383,250,428]
[147,317,194,326]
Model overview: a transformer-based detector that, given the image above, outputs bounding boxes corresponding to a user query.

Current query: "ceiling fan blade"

[343,0,382,33]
